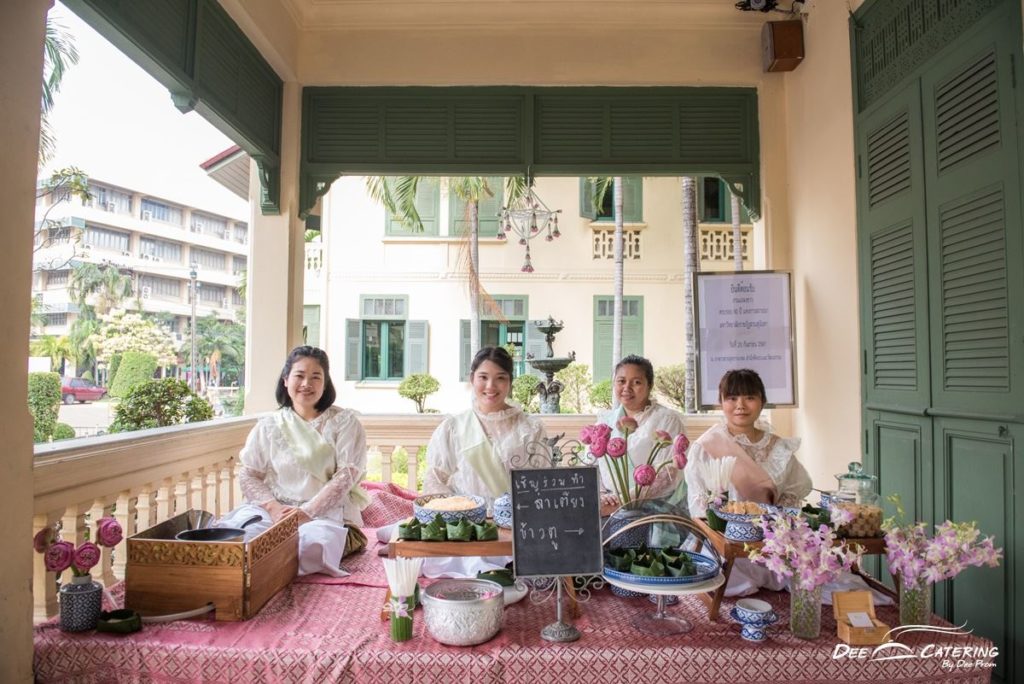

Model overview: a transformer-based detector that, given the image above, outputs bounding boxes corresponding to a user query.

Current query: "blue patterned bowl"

[734,598,777,625]
[413,494,487,525]
[492,493,513,529]
[603,550,721,586]
[730,607,776,642]
[724,520,764,542]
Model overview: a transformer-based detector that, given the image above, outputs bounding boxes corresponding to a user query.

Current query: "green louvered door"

[920,19,1024,418]
[856,81,930,414]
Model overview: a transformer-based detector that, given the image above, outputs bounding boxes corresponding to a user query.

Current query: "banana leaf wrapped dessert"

[397,517,422,541]
[420,513,448,541]
[472,520,499,541]
[446,517,474,541]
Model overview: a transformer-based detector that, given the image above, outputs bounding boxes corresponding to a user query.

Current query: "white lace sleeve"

[422,418,456,495]
[301,410,367,520]
[683,441,712,518]
[238,422,276,505]
[775,454,813,508]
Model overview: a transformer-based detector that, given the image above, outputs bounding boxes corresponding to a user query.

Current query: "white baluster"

[136,484,156,532]
[89,499,116,587]
[405,445,421,491]
[380,446,395,486]
[113,490,137,581]
[205,468,218,515]
[33,509,64,620]
[174,474,190,517]
[156,478,173,523]
[219,463,235,515]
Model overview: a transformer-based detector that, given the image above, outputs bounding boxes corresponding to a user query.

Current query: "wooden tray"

[387,519,512,558]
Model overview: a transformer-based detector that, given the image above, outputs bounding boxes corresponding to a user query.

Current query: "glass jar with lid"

[834,462,878,506]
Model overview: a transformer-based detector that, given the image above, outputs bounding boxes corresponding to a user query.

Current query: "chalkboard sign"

[510,466,604,578]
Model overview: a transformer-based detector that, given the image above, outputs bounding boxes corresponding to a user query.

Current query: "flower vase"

[899,579,932,626]
[604,506,649,599]
[60,574,102,632]
[789,585,822,639]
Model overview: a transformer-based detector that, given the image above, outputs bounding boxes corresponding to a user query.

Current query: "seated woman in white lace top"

[423,346,547,510]
[230,346,368,577]
[683,368,812,595]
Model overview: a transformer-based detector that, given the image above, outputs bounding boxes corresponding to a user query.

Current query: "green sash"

[454,410,507,498]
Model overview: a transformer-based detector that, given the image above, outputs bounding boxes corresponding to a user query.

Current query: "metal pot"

[422,578,504,646]
[175,514,262,542]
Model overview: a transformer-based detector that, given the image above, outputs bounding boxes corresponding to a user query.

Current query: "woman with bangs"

[223,346,369,577]
[683,368,812,595]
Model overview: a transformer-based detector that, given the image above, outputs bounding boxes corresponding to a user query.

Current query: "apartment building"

[32,179,248,348]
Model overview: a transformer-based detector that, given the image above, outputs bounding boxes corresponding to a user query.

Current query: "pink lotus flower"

[633,464,656,487]
[654,430,672,445]
[672,433,690,469]
[606,437,627,458]
[616,416,638,435]
[73,541,101,572]
[34,527,55,554]
[44,541,74,574]
[96,517,123,548]
[590,436,609,458]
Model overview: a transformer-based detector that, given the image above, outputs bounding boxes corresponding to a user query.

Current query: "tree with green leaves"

[30,335,73,375]
[69,262,133,316]
[181,315,245,387]
[554,362,593,414]
[398,373,440,413]
[33,167,90,272]
[109,379,213,433]
[39,18,79,165]
[655,364,687,412]
[90,310,178,368]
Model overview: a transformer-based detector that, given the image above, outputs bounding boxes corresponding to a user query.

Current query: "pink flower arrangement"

[580,418,687,504]
[747,513,864,591]
[33,517,123,577]
[882,497,1001,589]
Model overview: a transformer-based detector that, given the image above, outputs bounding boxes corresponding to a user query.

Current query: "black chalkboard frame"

[509,466,604,578]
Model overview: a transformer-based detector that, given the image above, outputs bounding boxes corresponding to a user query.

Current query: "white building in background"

[32,178,249,351]
[315,175,758,414]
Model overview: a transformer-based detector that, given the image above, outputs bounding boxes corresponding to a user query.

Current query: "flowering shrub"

[882,496,1001,588]
[33,516,123,577]
[747,512,863,591]
[580,419,689,504]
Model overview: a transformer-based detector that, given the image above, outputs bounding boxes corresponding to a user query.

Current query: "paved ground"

[59,400,115,437]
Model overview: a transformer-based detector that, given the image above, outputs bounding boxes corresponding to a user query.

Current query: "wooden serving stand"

[387,523,512,558]
[690,517,893,621]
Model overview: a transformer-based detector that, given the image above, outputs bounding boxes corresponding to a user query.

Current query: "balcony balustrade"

[31,411,718,620]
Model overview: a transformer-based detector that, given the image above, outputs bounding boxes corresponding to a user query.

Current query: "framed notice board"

[510,466,603,578]
[693,270,797,410]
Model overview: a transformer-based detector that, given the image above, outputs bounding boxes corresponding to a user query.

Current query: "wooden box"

[388,519,512,558]
[126,509,299,621]
[833,590,891,646]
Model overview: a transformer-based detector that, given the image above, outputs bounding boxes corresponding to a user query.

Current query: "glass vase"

[899,579,932,626]
[789,585,822,639]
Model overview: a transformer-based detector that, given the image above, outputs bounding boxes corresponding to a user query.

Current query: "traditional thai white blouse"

[597,400,687,500]
[238,405,368,525]
[423,404,547,508]
[684,421,812,517]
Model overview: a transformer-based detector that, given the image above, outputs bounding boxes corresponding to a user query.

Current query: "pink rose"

[655,430,672,444]
[606,437,627,459]
[590,436,609,458]
[44,540,74,574]
[616,416,638,435]
[96,517,123,548]
[33,527,55,554]
[633,463,657,487]
[73,542,101,572]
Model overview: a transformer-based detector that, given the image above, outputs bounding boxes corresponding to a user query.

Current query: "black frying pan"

[175,514,263,542]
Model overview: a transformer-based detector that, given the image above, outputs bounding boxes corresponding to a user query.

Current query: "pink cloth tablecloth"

[34,490,996,683]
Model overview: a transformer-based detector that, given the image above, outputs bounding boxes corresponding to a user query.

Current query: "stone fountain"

[527,316,576,414]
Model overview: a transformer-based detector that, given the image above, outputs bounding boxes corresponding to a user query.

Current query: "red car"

[61,377,107,404]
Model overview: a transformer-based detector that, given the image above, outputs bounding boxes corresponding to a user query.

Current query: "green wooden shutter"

[303,305,320,347]
[345,319,361,381]
[579,178,597,220]
[921,36,1022,416]
[405,320,428,375]
[592,296,643,381]
[387,178,440,235]
[450,177,503,237]
[855,81,931,412]
[459,319,471,381]
[621,176,643,223]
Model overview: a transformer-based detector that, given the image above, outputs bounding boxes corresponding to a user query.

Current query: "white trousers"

[220,504,350,577]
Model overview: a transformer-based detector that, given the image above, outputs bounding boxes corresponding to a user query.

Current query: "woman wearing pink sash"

[684,368,812,595]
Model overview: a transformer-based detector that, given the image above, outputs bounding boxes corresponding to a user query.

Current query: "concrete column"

[0,1,50,680]
[244,81,305,413]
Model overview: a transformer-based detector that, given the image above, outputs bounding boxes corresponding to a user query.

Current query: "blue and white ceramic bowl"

[734,598,777,625]
[730,606,777,643]
[724,520,764,542]
[413,493,487,525]
[492,493,513,529]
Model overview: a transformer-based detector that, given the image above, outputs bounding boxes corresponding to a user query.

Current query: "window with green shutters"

[697,177,750,224]
[450,177,504,237]
[345,295,428,381]
[593,296,644,382]
[458,296,544,380]
[579,177,643,222]
[385,178,440,236]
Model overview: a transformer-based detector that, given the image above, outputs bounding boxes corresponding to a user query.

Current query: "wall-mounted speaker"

[762,20,804,72]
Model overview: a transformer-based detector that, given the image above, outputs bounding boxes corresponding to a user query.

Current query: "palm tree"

[31,335,74,375]
[590,176,626,380]
[69,263,133,315]
[449,177,494,353]
[681,177,699,413]
[40,18,79,165]
[67,313,99,381]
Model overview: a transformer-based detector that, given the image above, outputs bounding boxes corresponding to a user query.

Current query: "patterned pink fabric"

[359,486,415,529]
[35,564,995,683]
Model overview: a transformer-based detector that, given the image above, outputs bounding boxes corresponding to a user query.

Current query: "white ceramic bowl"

[413,493,487,525]
[422,578,504,646]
